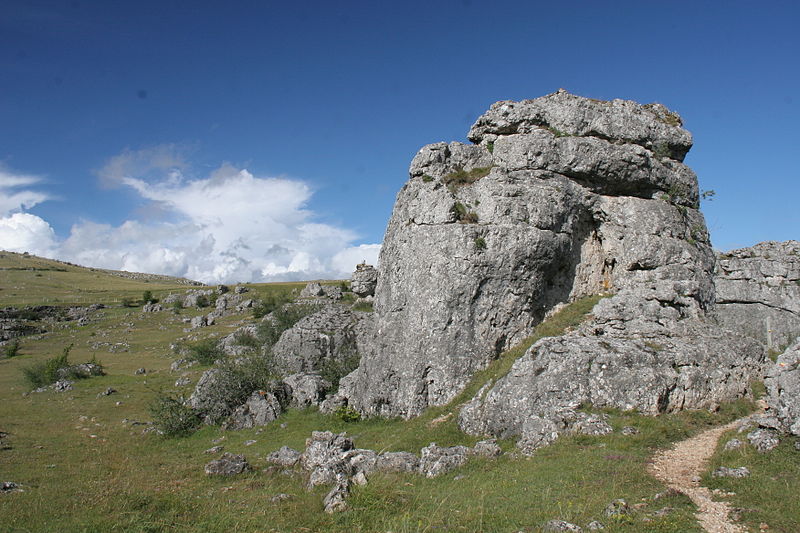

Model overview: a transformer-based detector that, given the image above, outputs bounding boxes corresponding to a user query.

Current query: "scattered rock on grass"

[713,466,750,478]
[419,443,470,478]
[604,499,629,517]
[747,428,780,452]
[621,426,639,435]
[267,446,301,467]
[322,473,350,513]
[375,451,419,473]
[1,481,22,494]
[723,438,743,451]
[471,438,502,457]
[54,380,73,392]
[204,446,224,454]
[586,521,605,530]
[204,453,250,476]
[543,519,583,531]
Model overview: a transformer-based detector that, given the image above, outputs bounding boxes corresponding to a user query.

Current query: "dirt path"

[649,419,748,533]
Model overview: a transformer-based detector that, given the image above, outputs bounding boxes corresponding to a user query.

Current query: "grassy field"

[0,254,773,532]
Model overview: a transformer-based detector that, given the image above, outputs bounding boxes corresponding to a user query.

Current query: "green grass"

[704,430,800,533]
[0,267,768,532]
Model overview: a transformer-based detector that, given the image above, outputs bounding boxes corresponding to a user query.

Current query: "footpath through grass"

[0,279,763,532]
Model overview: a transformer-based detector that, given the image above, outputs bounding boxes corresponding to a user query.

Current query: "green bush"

[2,340,20,358]
[195,354,280,424]
[171,300,183,314]
[334,405,361,423]
[20,343,95,389]
[142,290,157,305]
[474,236,487,251]
[186,338,224,365]
[120,297,135,308]
[149,392,201,437]
[318,340,360,393]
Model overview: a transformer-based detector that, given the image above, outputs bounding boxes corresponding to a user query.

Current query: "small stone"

[97,387,116,397]
[621,426,639,435]
[724,438,743,451]
[713,466,750,478]
[322,474,350,513]
[54,380,73,392]
[212,436,226,444]
[174,377,191,387]
[543,520,582,531]
[586,521,605,530]
[794,441,800,451]
[270,493,292,503]
[1,481,22,493]
[653,507,673,517]
[691,475,702,483]
[604,499,629,517]
[244,440,257,446]
[472,438,502,457]
[134,368,146,375]
[204,453,250,476]
[266,446,301,467]
[747,429,780,453]
[352,471,368,486]
[204,446,224,454]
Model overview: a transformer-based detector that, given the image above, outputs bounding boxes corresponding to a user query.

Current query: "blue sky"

[1,0,798,283]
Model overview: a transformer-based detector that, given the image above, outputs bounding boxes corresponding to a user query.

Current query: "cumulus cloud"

[0,212,58,257]
[0,147,381,283]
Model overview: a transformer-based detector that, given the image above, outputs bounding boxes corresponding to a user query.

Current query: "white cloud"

[3,146,381,284]
[0,212,58,256]
[0,166,51,215]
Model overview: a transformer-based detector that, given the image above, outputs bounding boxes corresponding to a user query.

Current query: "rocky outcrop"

[764,340,800,436]
[272,305,372,375]
[351,263,378,297]
[339,90,764,423]
[715,241,800,348]
[223,390,283,430]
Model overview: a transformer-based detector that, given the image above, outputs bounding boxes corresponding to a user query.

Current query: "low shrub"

[352,301,373,312]
[149,392,201,437]
[20,344,101,389]
[186,338,224,365]
[194,354,280,424]
[318,341,360,392]
[252,292,291,319]
[256,303,314,347]
[2,340,20,358]
[442,166,492,191]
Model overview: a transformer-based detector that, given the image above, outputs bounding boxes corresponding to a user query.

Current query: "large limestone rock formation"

[339,90,765,426]
[715,241,800,349]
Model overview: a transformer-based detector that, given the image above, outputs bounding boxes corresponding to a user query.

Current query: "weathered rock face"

[342,90,762,420]
[765,340,800,436]
[715,241,800,348]
[272,305,372,375]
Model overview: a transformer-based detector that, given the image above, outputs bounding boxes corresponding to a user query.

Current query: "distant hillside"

[0,250,202,307]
